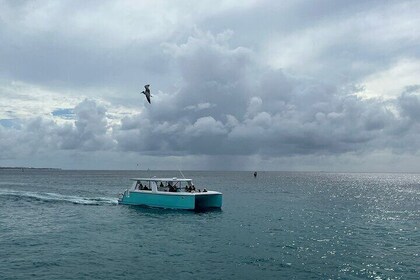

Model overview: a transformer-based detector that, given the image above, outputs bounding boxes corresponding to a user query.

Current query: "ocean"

[0,170,418,279]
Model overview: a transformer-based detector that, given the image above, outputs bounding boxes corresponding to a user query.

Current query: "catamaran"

[118,177,222,210]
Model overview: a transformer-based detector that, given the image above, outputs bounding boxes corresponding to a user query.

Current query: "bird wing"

[145,92,151,104]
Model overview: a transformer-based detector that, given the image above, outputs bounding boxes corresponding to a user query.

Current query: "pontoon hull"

[118,191,222,210]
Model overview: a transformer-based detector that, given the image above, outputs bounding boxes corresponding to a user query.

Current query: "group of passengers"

[185,185,208,193]
[136,181,208,193]
[185,184,196,192]
[185,185,206,192]
[135,182,150,191]
[159,182,177,192]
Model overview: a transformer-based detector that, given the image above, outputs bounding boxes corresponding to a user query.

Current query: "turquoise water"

[0,170,419,279]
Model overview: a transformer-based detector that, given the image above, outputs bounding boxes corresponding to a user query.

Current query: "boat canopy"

[130,177,192,182]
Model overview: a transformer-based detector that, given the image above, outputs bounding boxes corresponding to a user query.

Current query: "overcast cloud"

[0,0,419,171]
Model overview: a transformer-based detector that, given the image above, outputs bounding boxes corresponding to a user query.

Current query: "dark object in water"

[254,171,257,178]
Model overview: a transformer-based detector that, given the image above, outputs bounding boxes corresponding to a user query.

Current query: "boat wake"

[0,189,118,206]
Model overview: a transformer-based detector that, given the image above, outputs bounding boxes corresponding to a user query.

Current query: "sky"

[0,0,420,171]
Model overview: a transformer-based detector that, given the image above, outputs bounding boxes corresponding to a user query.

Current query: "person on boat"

[168,182,176,192]
[139,183,143,190]
[191,185,196,192]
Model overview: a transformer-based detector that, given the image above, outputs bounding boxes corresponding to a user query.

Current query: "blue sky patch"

[52,108,74,119]
[0,119,21,129]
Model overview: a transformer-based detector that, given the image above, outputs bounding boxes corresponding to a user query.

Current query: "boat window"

[150,181,158,192]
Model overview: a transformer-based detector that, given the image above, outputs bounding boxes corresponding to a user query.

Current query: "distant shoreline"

[0,167,62,170]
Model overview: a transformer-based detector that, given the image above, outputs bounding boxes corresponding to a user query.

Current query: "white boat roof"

[130,177,193,182]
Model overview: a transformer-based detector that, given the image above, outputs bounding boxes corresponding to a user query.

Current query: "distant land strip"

[0,167,62,170]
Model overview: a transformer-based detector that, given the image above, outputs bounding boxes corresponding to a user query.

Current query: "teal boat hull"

[119,190,222,210]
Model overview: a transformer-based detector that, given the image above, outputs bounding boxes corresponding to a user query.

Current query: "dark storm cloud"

[399,86,420,123]
[0,26,170,89]
[112,30,420,157]
[0,0,173,92]
[202,0,420,87]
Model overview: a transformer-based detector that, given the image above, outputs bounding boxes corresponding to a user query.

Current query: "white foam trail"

[0,189,118,205]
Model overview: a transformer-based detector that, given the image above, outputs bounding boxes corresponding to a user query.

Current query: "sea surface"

[0,170,419,280]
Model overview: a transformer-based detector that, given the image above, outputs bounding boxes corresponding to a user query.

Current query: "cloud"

[360,59,420,99]
[157,30,257,126]
[262,1,420,85]
[0,0,258,92]
[0,99,115,162]
[398,89,420,123]
[1,28,419,165]
[185,116,227,137]
[184,102,216,112]
[0,1,419,170]
[109,29,420,160]
[56,99,115,151]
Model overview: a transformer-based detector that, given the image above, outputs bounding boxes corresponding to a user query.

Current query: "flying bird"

[141,84,151,104]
